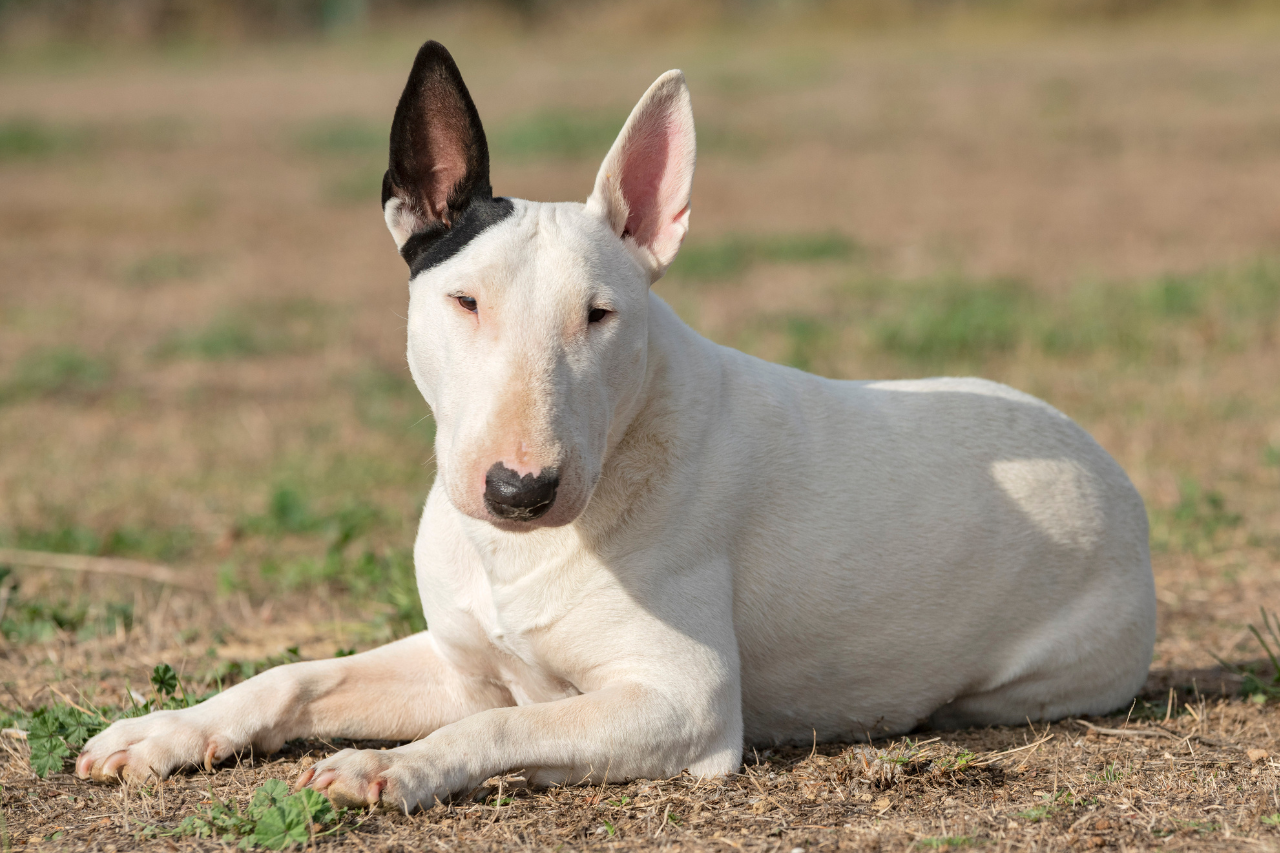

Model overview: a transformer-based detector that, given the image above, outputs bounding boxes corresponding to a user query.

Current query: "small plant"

[1090,763,1125,782]
[1018,804,1052,822]
[1018,790,1071,822]
[147,779,348,849]
[1215,608,1280,701]
[1261,814,1280,827]
[935,750,977,773]
[26,705,105,777]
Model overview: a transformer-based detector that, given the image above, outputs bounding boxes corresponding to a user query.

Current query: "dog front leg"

[76,632,509,783]
[298,679,743,812]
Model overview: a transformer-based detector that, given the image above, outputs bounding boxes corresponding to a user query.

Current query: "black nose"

[484,463,559,521]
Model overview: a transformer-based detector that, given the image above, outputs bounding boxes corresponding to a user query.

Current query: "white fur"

[77,69,1155,812]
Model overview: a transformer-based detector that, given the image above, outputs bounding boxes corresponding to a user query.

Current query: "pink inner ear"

[422,108,470,221]
[620,119,674,246]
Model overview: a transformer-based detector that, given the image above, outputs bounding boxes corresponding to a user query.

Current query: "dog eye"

[588,307,609,324]
[457,296,478,313]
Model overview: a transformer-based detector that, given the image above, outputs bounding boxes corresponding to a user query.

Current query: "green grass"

[669,232,858,282]
[0,346,111,404]
[747,255,1280,376]
[491,109,627,162]
[1149,478,1242,556]
[296,116,384,156]
[154,300,326,361]
[0,117,93,160]
[0,571,134,644]
[350,365,434,444]
[123,251,204,286]
[874,280,1026,362]
[323,164,384,204]
[783,316,836,372]
[4,520,195,562]
[156,315,265,359]
[230,484,425,637]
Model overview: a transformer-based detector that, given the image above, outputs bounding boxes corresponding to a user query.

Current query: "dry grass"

[2,8,1280,851]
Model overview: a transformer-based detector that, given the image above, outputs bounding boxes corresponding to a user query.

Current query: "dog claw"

[293,766,317,792]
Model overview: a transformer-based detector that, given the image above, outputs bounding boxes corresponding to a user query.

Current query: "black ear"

[382,41,499,258]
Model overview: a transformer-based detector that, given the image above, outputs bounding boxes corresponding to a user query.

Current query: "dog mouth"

[483,496,555,521]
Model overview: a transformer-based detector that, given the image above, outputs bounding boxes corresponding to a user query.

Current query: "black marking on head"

[385,40,513,273]
[397,187,515,277]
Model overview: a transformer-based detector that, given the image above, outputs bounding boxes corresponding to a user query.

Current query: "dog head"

[383,41,695,531]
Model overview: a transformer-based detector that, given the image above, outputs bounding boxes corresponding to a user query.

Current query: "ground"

[1,6,1279,851]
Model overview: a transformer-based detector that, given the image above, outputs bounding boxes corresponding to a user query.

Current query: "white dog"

[77,41,1156,812]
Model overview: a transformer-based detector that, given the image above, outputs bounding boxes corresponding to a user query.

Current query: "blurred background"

[1,0,1278,696]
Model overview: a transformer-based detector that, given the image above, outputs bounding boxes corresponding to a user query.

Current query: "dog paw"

[297,748,455,814]
[76,711,237,783]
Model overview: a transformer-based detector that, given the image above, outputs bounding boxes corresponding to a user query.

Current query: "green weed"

[1149,478,1242,556]
[784,316,836,372]
[0,346,111,403]
[0,567,135,643]
[1261,814,1280,827]
[1018,804,1052,822]
[156,315,263,360]
[350,366,434,447]
[1090,763,1125,782]
[144,778,349,849]
[296,117,383,156]
[205,646,301,687]
[875,280,1025,363]
[1264,445,1280,468]
[323,164,384,204]
[154,301,325,361]
[123,251,203,287]
[1215,608,1280,701]
[0,117,92,160]
[669,232,857,282]
[491,110,626,162]
[239,485,425,637]
[3,520,195,562]
[1017,790,1073,823]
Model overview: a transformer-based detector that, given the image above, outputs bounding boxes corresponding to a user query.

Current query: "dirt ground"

[2,6,1280,851]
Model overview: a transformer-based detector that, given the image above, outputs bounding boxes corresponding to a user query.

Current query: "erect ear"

[383,41,495,255]
[586,70,696,282]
